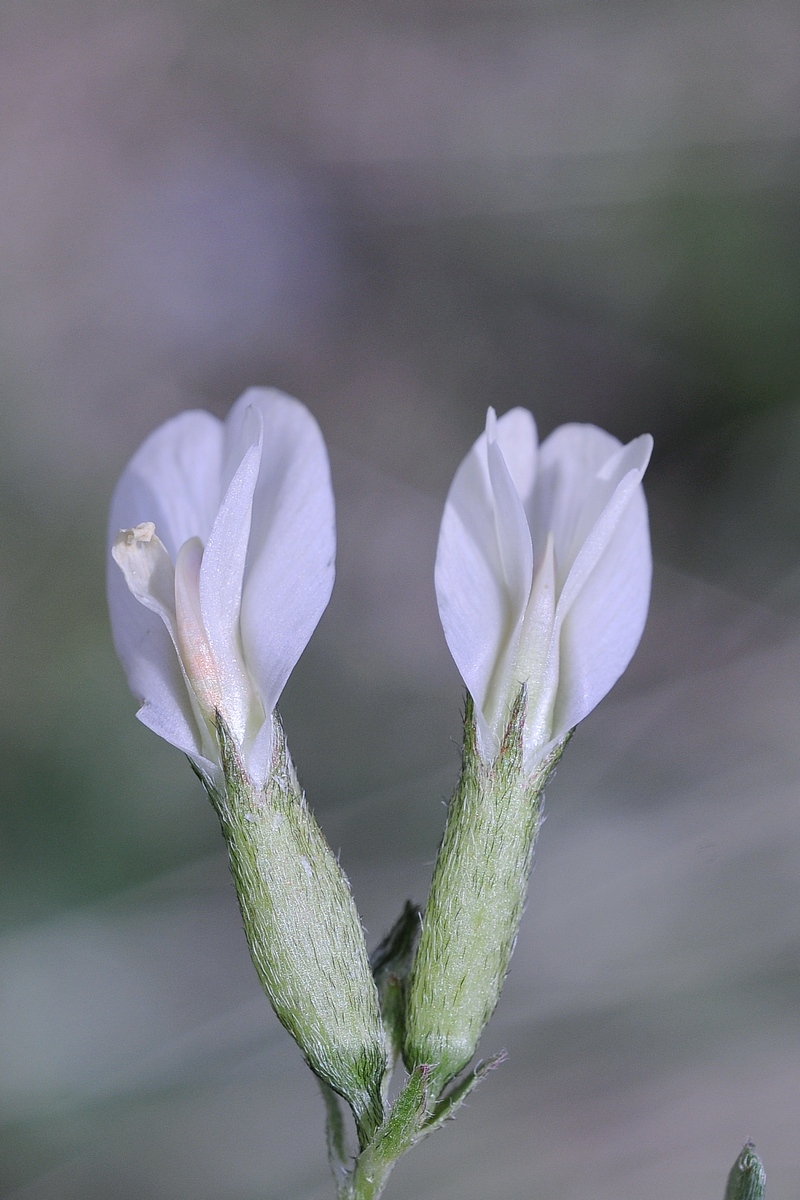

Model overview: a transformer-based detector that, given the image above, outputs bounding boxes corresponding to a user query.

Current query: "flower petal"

[136,702,217,776]
[517,532,559,756]
[199,422,263,744]
[551,458,652,736]
[554,434,652,620]
[493,407,538,510]
[530,424,631,584]
[176,536,224,721]
[482,430,534,735]
[435,409,537,752]
[111,523,177,636]
[108,412,224,759]
[486,429,533,612]
[110,411,224,557]
[232,389,336,716]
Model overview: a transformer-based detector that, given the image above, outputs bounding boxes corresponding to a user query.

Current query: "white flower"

[436,408,653,768]
[108,388,335,787]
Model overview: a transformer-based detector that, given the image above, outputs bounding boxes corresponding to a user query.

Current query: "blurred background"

[2,1,800,1196]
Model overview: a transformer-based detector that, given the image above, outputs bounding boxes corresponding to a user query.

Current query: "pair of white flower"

[109,389,652,779]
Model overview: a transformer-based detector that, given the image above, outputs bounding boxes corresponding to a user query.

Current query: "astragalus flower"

[108,390,387,1143]
[108,387,335,788]
[435,407,653,768]
[405,407,652,1097]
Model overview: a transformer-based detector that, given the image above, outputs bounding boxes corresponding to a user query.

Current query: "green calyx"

[725,1143,766,1200]
[403,689,570,1098]
[194,695,574,1197]
[206,713,387,1147]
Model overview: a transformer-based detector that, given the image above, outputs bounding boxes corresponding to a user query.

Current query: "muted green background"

[2,1,800,1196]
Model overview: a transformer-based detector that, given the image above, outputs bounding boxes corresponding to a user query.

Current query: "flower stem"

[348,1159,396,1200]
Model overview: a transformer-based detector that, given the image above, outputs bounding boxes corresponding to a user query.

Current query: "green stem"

[348,1157,398,1200]
[345,1067,429,1200]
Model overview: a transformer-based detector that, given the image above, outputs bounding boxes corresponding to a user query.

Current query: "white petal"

[107,557,201,759]
[110,411,224,557]
[199,428,263,743]
[486,434,533,609]
[435,410,537,752]
[560,433,652,596]
[136,701,213,768]
[111,523,177,635]
[493,408,538,509]
[482,434,534,733]
[176,537,224,721]
[435,427,508,740]
[517,533,560,755]
[232,389,336,716]
[530,424,634,585]
[107,411,225,757]
[552,467,652,736]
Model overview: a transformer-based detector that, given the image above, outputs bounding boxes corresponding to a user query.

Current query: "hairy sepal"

[207,712,387,1147]
[404,690,570,1098]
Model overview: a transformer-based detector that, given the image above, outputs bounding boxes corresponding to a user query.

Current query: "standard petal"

[551,475,652,736]
[110,411,224,557]
[108,413,223,760]
[233,389,336,716]
[530,424,627,583]
[553,435,652,624]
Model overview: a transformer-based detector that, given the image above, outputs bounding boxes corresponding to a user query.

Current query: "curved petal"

[552,473,652,736]
[110,411,224,557]
[530,424,630,586]
[553,436,652,621]
[107,411,224,760]
[437,408,653,766]
[492,408,538,509]
[233,389,336,716]
[486,435,533,610]
[108,549,201,758]
[482,435,534,734]
[435,410,537,751]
